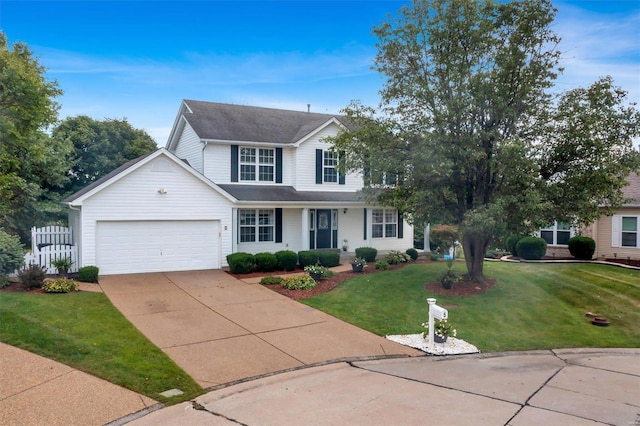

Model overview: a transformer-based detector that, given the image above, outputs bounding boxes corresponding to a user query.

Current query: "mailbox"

[430,305,448,320]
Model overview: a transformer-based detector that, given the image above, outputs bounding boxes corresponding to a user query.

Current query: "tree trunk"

[462,234,489,283]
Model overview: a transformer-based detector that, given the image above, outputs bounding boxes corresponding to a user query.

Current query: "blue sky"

[1,0,639,146]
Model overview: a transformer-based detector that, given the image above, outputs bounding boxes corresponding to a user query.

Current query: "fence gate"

[23,226,77,274]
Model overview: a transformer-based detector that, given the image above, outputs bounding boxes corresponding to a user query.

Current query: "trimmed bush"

[0,228,24,276]
[429,252,440,261]
[375,260,391,270]
[297,250,319,268]
[386,250,411,264]
[568,236,596,260]
[281,275,316,290]
[275,250,298,271]
[18,263,46,290]
[506,235,527,256]
[78,266,100,283]
[405,248,419,260]
[318,250,340,267]
[43,277,79,293]
[355,247,377,262]
[255,252,278,272]
[516,237,547,260]
[226,252,255,274]
[260,276,284,285]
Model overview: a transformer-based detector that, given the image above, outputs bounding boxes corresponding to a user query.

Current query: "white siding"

[78,156,234,270]
[173,123,203,173]
[296,123,364,191]
[236,208,303,254]
[338,208,414,252]
[203,143,231,183]
[68,208,82,266]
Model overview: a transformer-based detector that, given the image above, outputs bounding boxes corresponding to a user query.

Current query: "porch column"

[301,208,309,250]
[424,223,431,253]
[231,208,238,254]
[366,208,372,247]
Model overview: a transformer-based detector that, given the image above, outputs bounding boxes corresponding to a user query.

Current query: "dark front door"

[316,209,332,249]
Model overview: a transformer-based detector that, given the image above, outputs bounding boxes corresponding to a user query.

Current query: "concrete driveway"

[99,270,422,388]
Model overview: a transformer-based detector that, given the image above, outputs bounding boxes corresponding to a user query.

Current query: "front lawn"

[302,261,640,352]
[0,291,204,404]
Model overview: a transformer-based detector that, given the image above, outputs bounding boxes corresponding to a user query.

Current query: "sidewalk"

[126,348,640,426]
[0,343,157,426]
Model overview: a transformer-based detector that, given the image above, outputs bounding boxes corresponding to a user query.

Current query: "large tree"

[0,31,72,243]
[52,116,158,195]
[329,0,640,282]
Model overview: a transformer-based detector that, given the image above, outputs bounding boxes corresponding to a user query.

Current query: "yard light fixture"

[157,188,167,195]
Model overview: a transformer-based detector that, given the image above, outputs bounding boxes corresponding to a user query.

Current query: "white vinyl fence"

[23,226,78,274]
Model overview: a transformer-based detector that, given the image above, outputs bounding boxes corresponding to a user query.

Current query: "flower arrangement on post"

[421,318,457,342]
[351,257,367,272]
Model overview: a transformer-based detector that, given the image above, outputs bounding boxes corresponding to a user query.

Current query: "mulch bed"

[228,258,494,301]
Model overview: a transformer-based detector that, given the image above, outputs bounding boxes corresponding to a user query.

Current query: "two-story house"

[63,101,414,274]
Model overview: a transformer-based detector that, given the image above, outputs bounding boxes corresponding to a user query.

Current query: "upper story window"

[316,149,345,185]
[370,169,398,187]
[372,208,397,238]
[323,151,338,183]
[621,216,638,247]
[239,209,274,242]
[540,221,572,245]
[240,148,274,182]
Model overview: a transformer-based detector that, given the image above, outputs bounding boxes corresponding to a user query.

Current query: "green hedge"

[318,251,340,267]
[78,266,100,283]
[255,252,278,272]
[0,228,24,276]
[275,250,298,271]
[568,236,596,260]
[516,237,547,260]
[355,247,377,262]
[226,252,255,274]
[405,248,419,260]
[297,250,319,268]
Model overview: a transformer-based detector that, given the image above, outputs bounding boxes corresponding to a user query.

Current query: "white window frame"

[620,216,639,248]
[370,169,398,187]
[239,209,274,242]
[323,151,338,183]
[539,221,573,246]
[372,208,397,238]
[239,147,275,182]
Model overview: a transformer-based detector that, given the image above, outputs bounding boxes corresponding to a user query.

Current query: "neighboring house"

[539,173,640,260]
[63,101,414,275]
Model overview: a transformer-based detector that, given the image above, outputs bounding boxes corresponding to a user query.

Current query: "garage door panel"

[96,221,219,274]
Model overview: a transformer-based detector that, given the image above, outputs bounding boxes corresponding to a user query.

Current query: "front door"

[316,209,332,249]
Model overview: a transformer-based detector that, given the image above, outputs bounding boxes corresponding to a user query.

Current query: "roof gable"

[178,100,349,145]
[63,148,236,205]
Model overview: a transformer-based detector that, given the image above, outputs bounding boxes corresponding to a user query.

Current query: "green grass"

[0,291,203,404]
[302,262,640,352]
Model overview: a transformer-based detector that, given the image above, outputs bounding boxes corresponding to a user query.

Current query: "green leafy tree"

[329,0,640,282]
[0,31,72,243]
[52,116,158,195]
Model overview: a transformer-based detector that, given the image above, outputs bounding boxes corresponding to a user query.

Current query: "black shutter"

[275,208,283,243]
[363,165,370,186]
[338,150,345,185]
[398,211,404,239]
[363,208,367,240]
[316,149,323,184]
[231,145,239,182]
[275,148,283,183]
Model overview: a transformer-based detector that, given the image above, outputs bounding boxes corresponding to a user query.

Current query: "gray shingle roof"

[218,185,364,203]
[622,172,640,205]
[182,100,348,144]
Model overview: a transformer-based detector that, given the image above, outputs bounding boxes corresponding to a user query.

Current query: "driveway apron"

[99,270,422,388]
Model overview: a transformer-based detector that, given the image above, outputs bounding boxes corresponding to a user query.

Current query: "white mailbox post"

[427,298,448,348]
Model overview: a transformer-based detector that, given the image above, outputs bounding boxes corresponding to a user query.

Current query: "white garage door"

[96,220,220,274]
